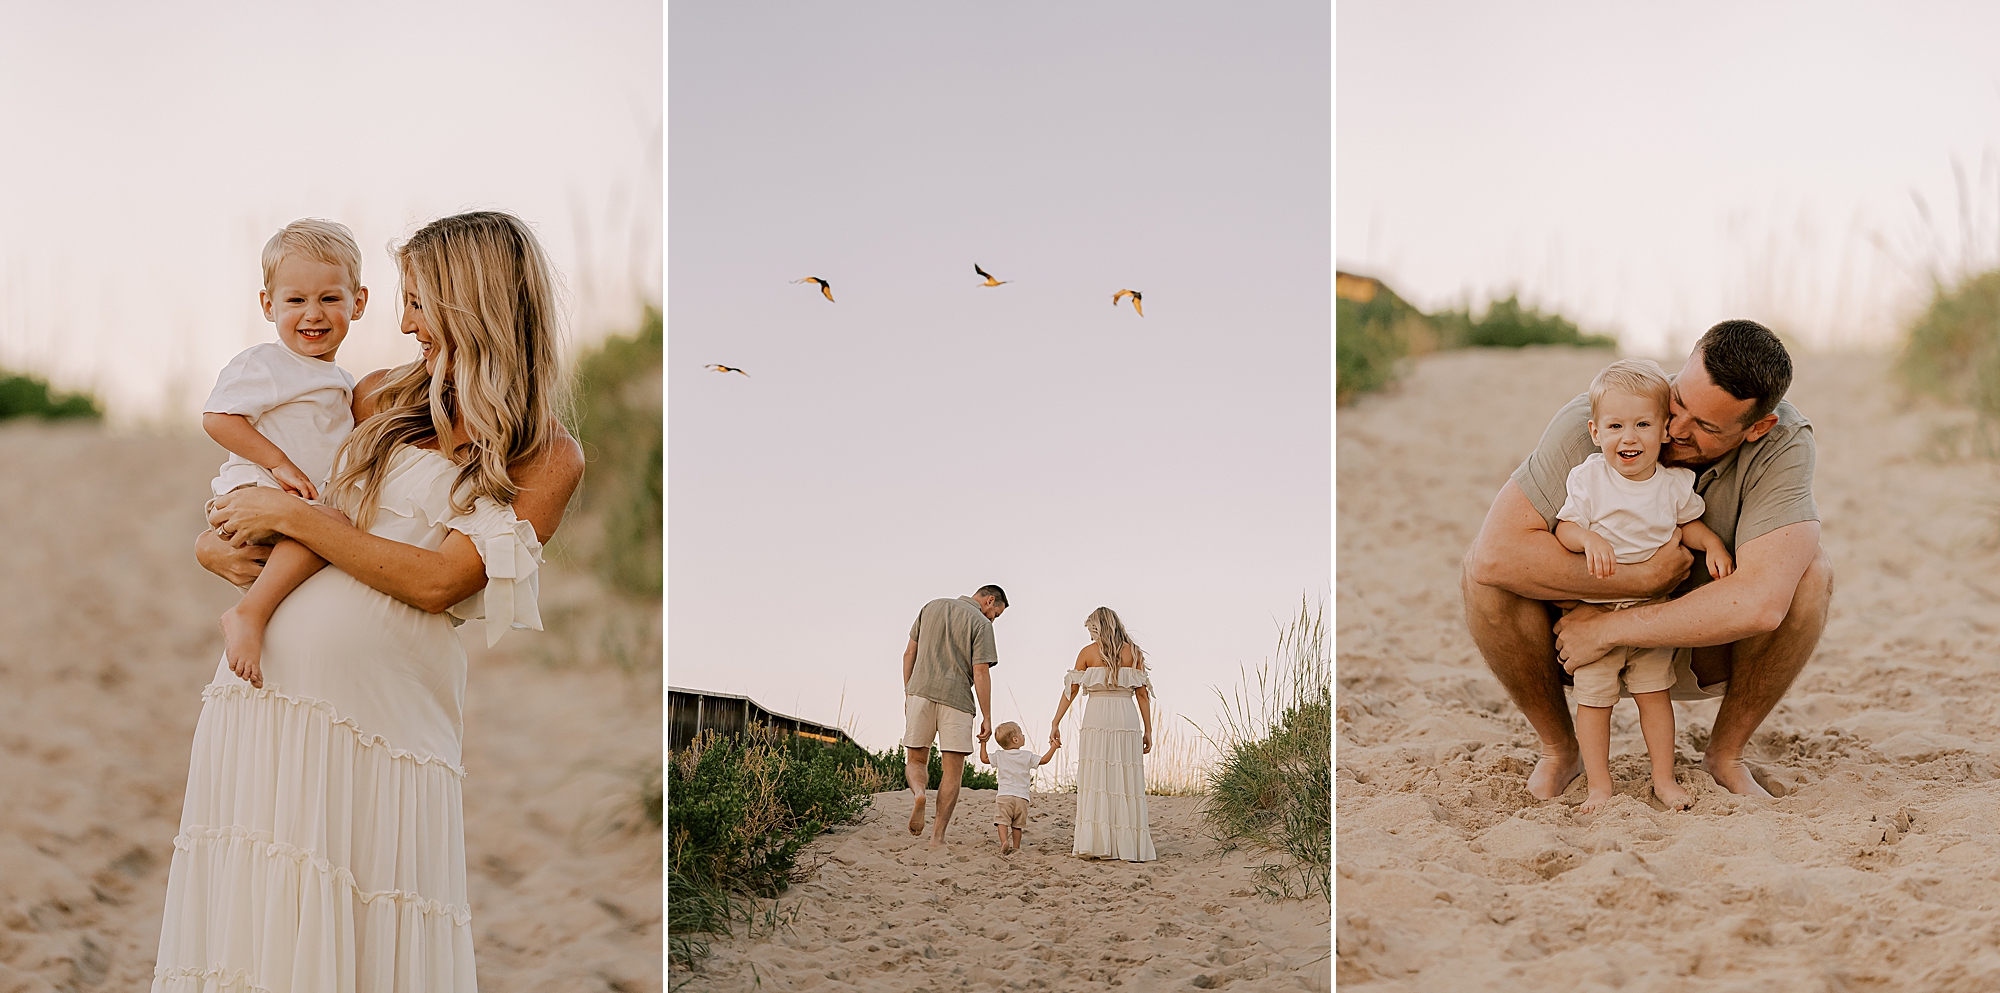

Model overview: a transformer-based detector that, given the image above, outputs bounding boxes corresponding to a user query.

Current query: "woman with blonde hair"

[155,211,585,991]
[1048,606,1157,861]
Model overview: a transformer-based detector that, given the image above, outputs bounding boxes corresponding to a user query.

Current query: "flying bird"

[1112,289,1144,316]
[705,364,750,376]
[793,276,835,302]
[974,264,1011,287]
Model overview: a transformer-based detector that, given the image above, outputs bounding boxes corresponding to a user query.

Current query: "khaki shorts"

[902,694,975,754]
[995,795,1029,830]
[1559,599,1730,707]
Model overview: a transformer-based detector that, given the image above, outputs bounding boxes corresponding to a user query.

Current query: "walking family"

[899,587,1157,861]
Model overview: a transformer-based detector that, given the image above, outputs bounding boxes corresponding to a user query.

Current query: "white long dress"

[153,446,543,993]
[1066,667,1157,862]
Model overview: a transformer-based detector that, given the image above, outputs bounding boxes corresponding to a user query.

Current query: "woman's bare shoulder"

[516,423,585,487]
[1074,644,1099,670]
[352,368,395,422]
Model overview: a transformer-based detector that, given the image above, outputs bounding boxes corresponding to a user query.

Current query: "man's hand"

[1581,530,1618,578]
[977,718,990,744]
[270,462,318,501]
[1553,603,1615,672]
[1633,537,1694,598]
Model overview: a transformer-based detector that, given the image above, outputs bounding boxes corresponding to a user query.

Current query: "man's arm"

[1467,479,1692,601]
[973,662,993,741]
[1556,520,1820,662]
[902,638,918,687]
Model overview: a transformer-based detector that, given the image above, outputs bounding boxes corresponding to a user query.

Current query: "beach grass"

[563,304,662,596]
[1199,597,1331,900]
[1898,268,2000,434]
[666,725,882,971]
[0,368,101,421]
[1338,271,1611,404]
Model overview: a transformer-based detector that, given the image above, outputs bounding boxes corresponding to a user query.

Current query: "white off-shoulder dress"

[1064,666,1157,862]
[153,446,542,993]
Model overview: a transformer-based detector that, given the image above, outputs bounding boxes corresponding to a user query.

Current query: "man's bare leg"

[929,752,966,849]
[905,746,929,835]
[1462,559,1583,799]
[1699,548,1833,797]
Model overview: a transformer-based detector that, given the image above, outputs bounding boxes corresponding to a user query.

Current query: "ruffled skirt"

[152,677,474,992]
[1072,690,1157,862]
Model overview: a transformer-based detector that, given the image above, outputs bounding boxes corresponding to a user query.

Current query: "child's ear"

[260,291,275,322]
[353,285,369,318]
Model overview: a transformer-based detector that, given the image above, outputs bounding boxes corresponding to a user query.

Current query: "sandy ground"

[0,423,661,992]
[1337,347,2000,991]
[673,789,1331,991]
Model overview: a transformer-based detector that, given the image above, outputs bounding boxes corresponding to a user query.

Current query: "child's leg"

[1010,827,1023,851]
[221,508,339,688]
[996,820,1010,852]
[1634,690,1693,810]
[1575,704,1616,813]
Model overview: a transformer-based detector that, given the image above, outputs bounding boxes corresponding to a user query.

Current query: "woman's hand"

[1049,723,1062,749]
[195,529,269,590]
[1141,730,1152,755]
[208,486,312,547]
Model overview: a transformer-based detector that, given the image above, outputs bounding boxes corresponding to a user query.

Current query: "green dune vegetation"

[1337,270,1614,405]
[566,305,664,598]
[1898,269,2000,422]
[0,369,102,421]
[1202,598,1331,900]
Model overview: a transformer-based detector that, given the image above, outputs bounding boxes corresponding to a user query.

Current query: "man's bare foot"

[1703,755,1774,798]
[1528,748,1585,801]
[1578,783,1614,814]
[907,793,927,836]
[220,607,264,689]
[1653,776,1694,811]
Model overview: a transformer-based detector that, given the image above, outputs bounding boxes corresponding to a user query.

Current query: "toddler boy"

[204,219,367,689]
[1555,358,1734,814]
[979,722,1058,854]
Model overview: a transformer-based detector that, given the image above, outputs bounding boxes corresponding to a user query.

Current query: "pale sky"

[667,4,1332,754]
[0,1,660,422]
[1339,2,2000,357]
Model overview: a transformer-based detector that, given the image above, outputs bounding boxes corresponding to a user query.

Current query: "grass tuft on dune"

[1202,597,1331,900]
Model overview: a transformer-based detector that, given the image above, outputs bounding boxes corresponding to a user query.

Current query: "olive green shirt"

[905,596,997,715]
[1511,393,1817,592]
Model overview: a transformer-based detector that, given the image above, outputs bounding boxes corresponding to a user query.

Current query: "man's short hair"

[975,584,1008,607]
[1695,319,1792,426]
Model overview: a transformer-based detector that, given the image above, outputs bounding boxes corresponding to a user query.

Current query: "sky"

[0,0,660,423]
[1339,3,2000,357]
[667,4,1332,755]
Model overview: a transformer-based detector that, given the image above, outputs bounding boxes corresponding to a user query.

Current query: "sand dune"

[1338,348,2000,991]
[675,789,1331,990]
[0,424,661,992]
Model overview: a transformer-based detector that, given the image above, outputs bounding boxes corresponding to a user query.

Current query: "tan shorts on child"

[994,795,1028,831]
[1568,598,1677,708]
[901,694,975,754]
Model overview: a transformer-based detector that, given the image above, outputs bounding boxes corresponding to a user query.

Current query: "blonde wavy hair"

[329,211,571,528]
[1085,607,1144,687]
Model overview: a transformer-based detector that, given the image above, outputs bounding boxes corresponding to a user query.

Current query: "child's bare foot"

[1578,784,1614,814]
[907,792,927,836]
[1654,776,1694,811]
[220,607,264,689]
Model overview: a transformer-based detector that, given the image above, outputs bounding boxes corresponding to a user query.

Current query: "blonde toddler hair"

[994,722,1024,749]
[262,218,364,292]
[329,211,571,529]
[1588,358,1673,422]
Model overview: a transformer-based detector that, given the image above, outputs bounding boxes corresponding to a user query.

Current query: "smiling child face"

[1588,390,1669,481]
[261,255,364,361]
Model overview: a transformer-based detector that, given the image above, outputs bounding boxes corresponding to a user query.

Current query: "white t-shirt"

[1557,453,1704,603]
[990,747,1040,800]
[203,341,357,498]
